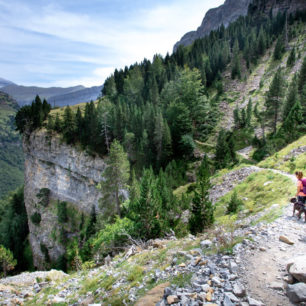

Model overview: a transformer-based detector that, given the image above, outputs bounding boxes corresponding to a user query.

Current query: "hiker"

[295,171,306,204]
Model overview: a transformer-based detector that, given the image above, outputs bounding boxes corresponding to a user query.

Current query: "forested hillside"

[10,5,306,276]
[0,92,23,198]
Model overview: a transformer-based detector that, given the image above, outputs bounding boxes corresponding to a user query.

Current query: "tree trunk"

[115,189,121,217]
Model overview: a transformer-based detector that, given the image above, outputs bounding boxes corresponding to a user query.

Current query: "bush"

[36,188,50,207]
[227,191,243,214]
[92,217,136,256]
[40,243,50,263]
[30,212,41,225]
[57,201,68,223]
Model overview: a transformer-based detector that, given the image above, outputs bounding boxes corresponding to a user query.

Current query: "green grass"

[214,170,295,221]
[0,93,24,198]
[258,135,306,173]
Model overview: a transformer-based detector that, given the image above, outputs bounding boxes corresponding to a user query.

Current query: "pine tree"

[298,57,306,94]
[273,36,285,60]
[246,98,253,127]
[189,155,214,234]
[287,47,296,67]
[227,191,243,214]
[283,76,298,120]
[62,106,76,144]
[215,129,230,169]
[265,68,285,134]
[233,106,240,129]
[254,103,266,141]
[282,101,303,141]
[231,39,241,79]
[101,140,130,217]
[54,113,62,132]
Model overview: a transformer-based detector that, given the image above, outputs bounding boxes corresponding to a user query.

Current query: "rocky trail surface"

[0,168,305,306]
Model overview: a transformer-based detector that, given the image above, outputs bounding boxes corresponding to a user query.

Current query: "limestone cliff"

[23,129,106,269]
[173,0,252,52]
[173,0,306,52]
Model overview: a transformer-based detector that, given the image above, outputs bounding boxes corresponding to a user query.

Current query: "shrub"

[0,245,17,276]
[227,191,243,214]
[92,217,136,256]
[36,188,50,207]
[57,201,68,223]
[30,212,41,225]
[40,243,50,263]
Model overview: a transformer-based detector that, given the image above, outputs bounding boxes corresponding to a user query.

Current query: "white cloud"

[0,0,224,87]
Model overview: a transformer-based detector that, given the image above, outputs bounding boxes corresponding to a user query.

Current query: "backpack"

[301,178,306,194]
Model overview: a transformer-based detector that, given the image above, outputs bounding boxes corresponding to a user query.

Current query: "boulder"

[233,282,246,297]
[279,235,294,245]
[167,295,179,304]
[287,255,306,283]
[286,283,306,303]
[247,297,264,306]
[200,240,212,248]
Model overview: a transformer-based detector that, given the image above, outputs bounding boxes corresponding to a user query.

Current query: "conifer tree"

[298,57,306,94]
[54,113,62,132]
[101,140,130,217]
[283,76,298,120]
[273,36,285,60]
[287,47,296,67]
[282,101,303,141]
[246,98,253,127]
[265,68,285,134]
[189,155,214,234]
[254,103,266,141]
[215,129,230,169]
[62,106,76,144]
[231,39,241,79]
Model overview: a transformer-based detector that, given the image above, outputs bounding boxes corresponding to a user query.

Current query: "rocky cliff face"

[249,0,306,16]
[173,0,306,52]
[23,129,106,269]
[173,0,252,52]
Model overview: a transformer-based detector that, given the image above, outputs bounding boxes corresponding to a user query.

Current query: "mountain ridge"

[1,81,102,107]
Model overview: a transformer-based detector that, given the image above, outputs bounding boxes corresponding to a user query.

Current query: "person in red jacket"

[295,171,306,204]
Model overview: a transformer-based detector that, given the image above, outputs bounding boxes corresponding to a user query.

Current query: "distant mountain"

[0,77,15,88]
[0,91,23,198]
[47,85,103,108]
[1,83,102,107]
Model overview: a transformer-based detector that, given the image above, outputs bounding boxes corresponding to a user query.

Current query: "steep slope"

[174,0,252,52]
[0,91,23,198]
[23,128,106,269]
[1,135,305,305]
[174,0,306,52]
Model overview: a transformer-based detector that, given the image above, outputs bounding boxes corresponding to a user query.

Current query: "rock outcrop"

[173,0,252,52]
[174,0,306,52]
[23,129,106,269]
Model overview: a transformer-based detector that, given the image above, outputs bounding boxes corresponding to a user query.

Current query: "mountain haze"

[1,82,102,107]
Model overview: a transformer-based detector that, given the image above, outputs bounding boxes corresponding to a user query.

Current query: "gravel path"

[238,171,306,306]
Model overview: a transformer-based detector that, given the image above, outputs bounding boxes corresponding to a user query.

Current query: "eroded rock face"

[23,129,106,269]
[173,0,251,52]
[174,0,306,52]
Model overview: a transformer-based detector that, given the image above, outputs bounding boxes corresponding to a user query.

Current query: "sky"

[0,0,224,88]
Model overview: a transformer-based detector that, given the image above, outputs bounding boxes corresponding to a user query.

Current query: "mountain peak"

[0,77,15,88]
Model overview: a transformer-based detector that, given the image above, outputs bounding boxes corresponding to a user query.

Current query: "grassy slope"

[258,135,306,173]
[203,22,306,151]
[0,92,24,198]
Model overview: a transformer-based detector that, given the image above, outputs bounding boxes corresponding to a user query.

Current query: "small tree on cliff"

[101,140,130,217]
[0,245,16,277]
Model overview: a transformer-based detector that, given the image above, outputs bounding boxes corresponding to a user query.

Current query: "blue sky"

[0,0,224,87]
